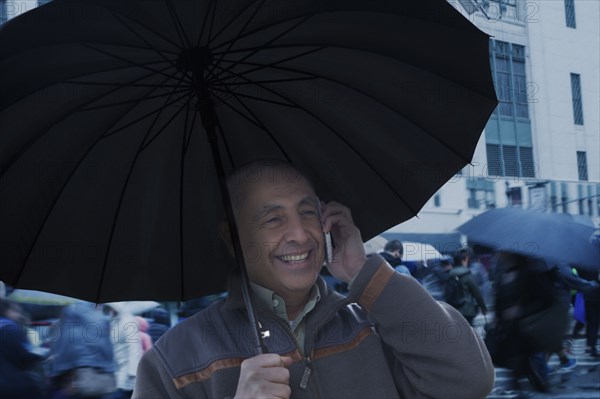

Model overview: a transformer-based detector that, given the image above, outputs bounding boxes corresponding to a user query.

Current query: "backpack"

[444,271,470,307]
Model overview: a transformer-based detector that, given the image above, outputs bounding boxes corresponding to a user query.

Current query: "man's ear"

[218,221,235,257]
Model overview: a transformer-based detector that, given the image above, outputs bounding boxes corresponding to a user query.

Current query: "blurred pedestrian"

[47,302,116,399]
[104,303,143,399]
[461,247,493,308]
[421,255,453,300]
[379,240,410,275]
[0,298,44,399]
[449,250,488,326]
[576,268,600,359]
[147,308,170,344]
[493,252,558,394]
[135,317,152,354]
[548,263,599,371]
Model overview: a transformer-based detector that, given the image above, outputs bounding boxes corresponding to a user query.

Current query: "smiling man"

[133,160,495,399]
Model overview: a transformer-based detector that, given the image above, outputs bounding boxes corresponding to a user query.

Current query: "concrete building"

[387,0,599,251]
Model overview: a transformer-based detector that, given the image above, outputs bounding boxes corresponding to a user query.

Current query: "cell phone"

[324,231,334,265]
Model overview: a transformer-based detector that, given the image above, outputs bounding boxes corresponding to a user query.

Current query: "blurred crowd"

[364,240,600,395]
[2,240,598,398]
[0,299,172,399]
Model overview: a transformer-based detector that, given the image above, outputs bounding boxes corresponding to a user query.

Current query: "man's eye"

[301,209,317,216]
[265,217,281,224]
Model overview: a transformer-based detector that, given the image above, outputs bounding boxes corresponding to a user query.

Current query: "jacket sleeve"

[349,255,495,399]
[464,274,488,313]
[133,348,188,399]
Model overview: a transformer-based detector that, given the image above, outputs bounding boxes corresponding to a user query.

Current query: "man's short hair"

[226,159,314,213]
[384,240,403,254]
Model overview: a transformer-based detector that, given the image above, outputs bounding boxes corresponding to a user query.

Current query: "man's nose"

[282,214,310,245]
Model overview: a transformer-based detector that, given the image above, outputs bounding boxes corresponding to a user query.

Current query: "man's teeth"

[280,252,309,262]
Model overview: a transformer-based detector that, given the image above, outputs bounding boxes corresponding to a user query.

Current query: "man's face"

[233,170,324,297]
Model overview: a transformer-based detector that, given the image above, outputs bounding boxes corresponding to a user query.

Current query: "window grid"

[570,73,584,125]
[486,40,535,179]
[565,0,576,28]
[577,151,588,181]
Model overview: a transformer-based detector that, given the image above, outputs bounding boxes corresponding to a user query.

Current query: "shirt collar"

[250,282,321,329]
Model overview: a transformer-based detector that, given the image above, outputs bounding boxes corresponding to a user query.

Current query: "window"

[564,0,576,28]
[485,40,535,178]
[482,0,519,21]
[485,144,535,178]
[434,194,441,207]
[577,151,588,181]
[571,73,584,125]
[467,178,495,209]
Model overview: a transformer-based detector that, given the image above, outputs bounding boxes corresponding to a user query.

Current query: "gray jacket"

[133,255,494,398]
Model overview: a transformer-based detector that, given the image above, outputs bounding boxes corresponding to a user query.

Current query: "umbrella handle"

[201,101,265,356]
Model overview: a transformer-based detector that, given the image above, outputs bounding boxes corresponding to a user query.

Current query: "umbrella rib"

[210,15,313,83]
[90,2,182,50]
[80,87,191,112]
[206,70,291,162]
[210,87,297,108]
[215,57,472,164]
[206,0,267,78]
[215,43,494,102]
[206,71,269,130]
[95,78,193,303]
[207,0,265,48]
[209,76,317,86]
[12,81,170,289]
[65,81,184,89]
[199,0,218,47]
[209,46,326,85]
[1,60,173,113]
[140,95,195,152]
[100,89,194,140]
[0,66,175,182]
[111,12,182,73]
[209,92,268,132]
[209,63,420,215]
[165,0,192,50]
[82,43,191,86]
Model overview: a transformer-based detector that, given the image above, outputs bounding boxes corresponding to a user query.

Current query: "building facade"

[389,0,599,246]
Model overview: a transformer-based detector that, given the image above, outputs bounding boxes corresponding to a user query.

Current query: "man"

[449,249,488,326]
[133,160,494,398]
[379,240,411,275]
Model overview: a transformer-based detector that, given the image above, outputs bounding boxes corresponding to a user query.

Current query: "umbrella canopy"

[0,0,497,302]
[457,208,600,271]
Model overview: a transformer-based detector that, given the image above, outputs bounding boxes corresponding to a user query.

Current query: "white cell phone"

[324,231,333,264]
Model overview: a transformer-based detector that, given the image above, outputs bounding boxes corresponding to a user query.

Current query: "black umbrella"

[457,207,600,271]
[0,0,497,347]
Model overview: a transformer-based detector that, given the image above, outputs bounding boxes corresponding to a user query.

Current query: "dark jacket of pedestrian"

[147,308,170,344]
[449,265,487,320]
[47,302,116,398]
[0,301,44,399]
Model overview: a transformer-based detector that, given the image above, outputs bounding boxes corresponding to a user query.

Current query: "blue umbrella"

[457,208,599,271]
